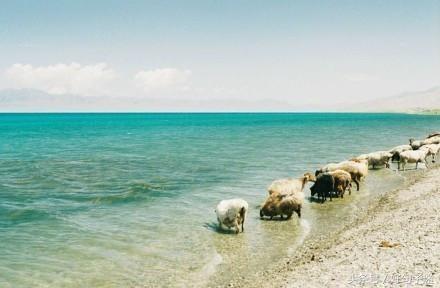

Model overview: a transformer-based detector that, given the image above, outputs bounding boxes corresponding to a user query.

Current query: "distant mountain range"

[0,87,439,112]
[344,86,440,113]
[0,89,101,112]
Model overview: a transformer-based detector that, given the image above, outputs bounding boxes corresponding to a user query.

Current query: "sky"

[0,0,439,111]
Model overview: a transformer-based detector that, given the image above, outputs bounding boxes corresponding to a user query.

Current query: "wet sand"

[224,166,439,288]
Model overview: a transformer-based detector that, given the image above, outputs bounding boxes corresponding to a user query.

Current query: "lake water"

[1,113,439,287]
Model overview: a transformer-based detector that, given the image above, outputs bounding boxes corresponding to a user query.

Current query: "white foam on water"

[183,251,223,288]
[288,219,311,256]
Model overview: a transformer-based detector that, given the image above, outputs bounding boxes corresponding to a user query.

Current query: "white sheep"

[398,150,430,171]
[353,154,369,161]
[424,135,440,145]
[389,145,412,162]
[215,199,248,234]
[355,151,392,169]
[267,172,315,196]
[426,132,440,139]
[409,136,440,149]
[409,138,424,150]
[366,151,393,169]
[419,144,440,162]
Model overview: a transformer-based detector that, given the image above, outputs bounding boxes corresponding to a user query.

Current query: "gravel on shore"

[226,167,440,288]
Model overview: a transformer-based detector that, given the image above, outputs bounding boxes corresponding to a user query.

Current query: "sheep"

[316,159,368,191]
[424,135,440,145]
[389,145,412,162]
[409,138,424,150]
[367,151,393,169]
[355,151,392,169]
[215,199,248,233]
[427,132,440,139]
[353,154,369,161]
[398,150,430,171]
[260,191,304,219]
[267,172,316,196]
[328,169,352,198]
[419,144,440,163]
[310,173,335,202]
[409,136,440,150]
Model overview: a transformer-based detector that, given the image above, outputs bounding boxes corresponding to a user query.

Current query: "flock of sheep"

[215,132,440,234]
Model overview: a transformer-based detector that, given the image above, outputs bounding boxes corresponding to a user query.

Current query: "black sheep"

[310,173,335,203]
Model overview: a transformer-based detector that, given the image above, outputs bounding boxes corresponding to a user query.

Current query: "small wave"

[1,207,54,224]
[288,219,311,256]
[185,252,223,288]
[90,182,166,205]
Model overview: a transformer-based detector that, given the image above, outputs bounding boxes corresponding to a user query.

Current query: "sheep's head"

[315,169,322,177]
[409,138,421,149]
[304,172,316,182]
[259,199,270,218]
[335,184,344,193]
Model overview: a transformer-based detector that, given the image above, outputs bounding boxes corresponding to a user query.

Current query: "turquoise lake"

[1,113,439,287]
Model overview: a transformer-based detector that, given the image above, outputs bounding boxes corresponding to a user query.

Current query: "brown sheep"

[260,191,303,219]
[316,159,368,191]
[328,169,352,198]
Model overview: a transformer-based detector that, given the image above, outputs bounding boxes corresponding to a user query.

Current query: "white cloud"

[4,63,116,96]
[134,68,192,92]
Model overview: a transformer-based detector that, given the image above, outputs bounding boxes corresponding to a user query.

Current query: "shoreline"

[226,166,439,287]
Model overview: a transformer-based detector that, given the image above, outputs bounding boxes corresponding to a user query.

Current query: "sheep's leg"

[241,217,245,232]
[296,206,301,218]
[234,220,239,234]
[416,161,418,169]
[280,214,284,220]
[354,178,360,191]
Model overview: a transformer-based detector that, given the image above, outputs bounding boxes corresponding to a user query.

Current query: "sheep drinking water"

[215,199,248,233]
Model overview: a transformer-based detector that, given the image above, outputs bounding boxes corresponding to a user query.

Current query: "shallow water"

[0,113,439,287]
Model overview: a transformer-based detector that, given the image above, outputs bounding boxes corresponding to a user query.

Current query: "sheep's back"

[216,199,248,222]
[268,178,302,195]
